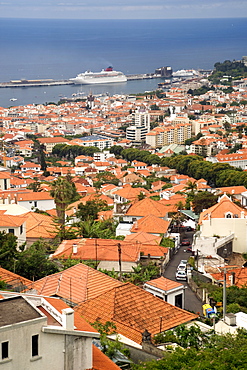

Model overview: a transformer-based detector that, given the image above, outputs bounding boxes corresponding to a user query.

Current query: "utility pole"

[95,239,98,269]
[117,243,122,281]
[223,267,227,322]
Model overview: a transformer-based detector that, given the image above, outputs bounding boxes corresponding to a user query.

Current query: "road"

[164,231,203,315]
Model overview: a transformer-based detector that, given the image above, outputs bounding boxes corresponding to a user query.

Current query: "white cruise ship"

[172,69,200,77]
[70,66,127,85]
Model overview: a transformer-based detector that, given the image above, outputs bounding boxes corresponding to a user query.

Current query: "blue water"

[0,18,246,107]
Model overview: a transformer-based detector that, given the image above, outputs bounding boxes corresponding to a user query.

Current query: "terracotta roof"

[75,283,198,344]
[43,296,98,332]
[0,267,32,289]
[126,198,169,218]
[124,232,162,245]
[25,263,122,304]
[131,214,170,234]
[199,194,247,224]
[210,267,247,288]
[16,192,53,201]
[114,185,150,201]
[216,186,247,195]
[52,238,140,263]
[0,211,27,227]
[24,211,57,239]
[91,344,121,370]
[145,277,183,292]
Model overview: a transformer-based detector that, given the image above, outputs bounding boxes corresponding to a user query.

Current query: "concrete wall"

[201,218,247,254]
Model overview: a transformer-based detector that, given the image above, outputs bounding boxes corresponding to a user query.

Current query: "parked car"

[186,226,194,232]
[180,259,187,265]
[176,270,187,281]
[177,264,187,272]
[181,239,190,246]
[186,247,193,253]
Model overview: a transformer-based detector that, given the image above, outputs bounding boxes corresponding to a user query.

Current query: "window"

[226,213,232,218]
[32,335,39,357]
[8,229,14,234]
[2,341,9,360]
[20,224,23,234]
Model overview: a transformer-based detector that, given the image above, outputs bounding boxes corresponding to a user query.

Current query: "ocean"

[0,18,247,107]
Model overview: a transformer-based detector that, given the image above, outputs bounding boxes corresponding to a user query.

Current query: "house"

[114,185,150,204]
[51,238,169,274]
[37,137,70,153]
[195,194,247,256]
[144,276,186,309]
[16,192,55,212]
[75,282,198,345]
[123,198,171,223]
[25,263,123,306]
[0,293,119,370]
[0,211,27,247]
[0,171,11,191]
[210,266,247,288]
[24,211,58,246]
[74,135,114,150]
[118,173,146,186]
[130,214,170,236]
[20,162,41,173]
[0,267,32,292]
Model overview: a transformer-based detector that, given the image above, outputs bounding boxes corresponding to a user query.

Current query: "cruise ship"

[70,67,127,85]
[172,69,200,77]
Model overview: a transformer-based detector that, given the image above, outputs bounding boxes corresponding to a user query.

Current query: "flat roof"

[0,296,42,327]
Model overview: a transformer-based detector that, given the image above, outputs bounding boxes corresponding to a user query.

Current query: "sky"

[0,0,246,19]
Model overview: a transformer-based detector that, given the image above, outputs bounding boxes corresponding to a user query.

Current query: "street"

[164,231,203,314]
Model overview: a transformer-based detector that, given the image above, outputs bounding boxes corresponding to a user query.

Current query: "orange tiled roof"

[210,267,247,288]
[0,267,32,288]
[199,194,247,224]
[114,185,150,201]
[126,198,169,218]
[131,214,170,234]
[91,345,121,370]
[24,211,57,239]
[0,211,27,227]
[52,238,140,262]
[216,186,247,195]
[25,263,122,304]
[124,231,162,245]
[75,283,198,344]
[145,276,183,292]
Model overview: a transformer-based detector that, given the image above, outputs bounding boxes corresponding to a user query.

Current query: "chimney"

[72,243,77,254]
[62,308,74,330]
[230,272,235,286]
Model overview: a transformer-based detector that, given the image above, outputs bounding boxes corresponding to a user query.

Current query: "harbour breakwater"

[0,74,159,88]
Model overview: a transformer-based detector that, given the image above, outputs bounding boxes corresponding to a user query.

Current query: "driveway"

[164,231,202,314]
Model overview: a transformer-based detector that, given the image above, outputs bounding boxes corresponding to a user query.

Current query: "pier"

[0,80,74,88]
[0,74,159,88]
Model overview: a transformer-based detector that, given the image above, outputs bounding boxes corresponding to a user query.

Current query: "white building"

[0,294,100,370]
[144,277,185,309]
[76,135,114,150]
[126,107,150,143]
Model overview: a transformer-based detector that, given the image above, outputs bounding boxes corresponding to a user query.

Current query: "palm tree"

[50,176,80,240]
[184,180,197,210]
[184,180,197,196]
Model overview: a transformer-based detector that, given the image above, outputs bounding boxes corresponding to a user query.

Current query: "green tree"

[76,199,109,222]
[14,240,59,280]
[132,330,247,370]
[192,191,218,214]
[0,232,19,271]
[50,176,80,240]
[91,320,131,364]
